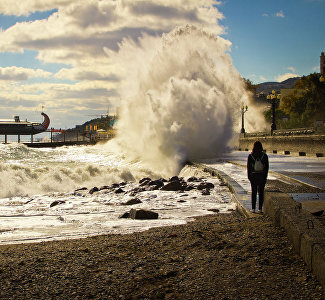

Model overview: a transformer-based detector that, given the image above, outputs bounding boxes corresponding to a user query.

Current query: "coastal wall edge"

[238,135,325,157]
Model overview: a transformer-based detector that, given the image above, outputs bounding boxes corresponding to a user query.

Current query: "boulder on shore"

[130,209,158,220]
[122,198,142,205]
[197,182,215,190]
[139,177,151,185]
[119,212,130,218]
[201,188,210,195]
[50,200,66,208]
[160,181,184,191]
[169,176,180,182]
[89,187,99,194]
[115,188,125,194]
[148,179,164,189]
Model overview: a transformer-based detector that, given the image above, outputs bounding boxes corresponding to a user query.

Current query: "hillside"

[256,77,300,94]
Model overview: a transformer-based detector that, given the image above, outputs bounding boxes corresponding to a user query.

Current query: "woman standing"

[247,141,269,213]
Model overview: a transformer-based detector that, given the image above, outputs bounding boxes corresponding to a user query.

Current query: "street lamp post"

[240,104,248,134]
[267,90,281,134]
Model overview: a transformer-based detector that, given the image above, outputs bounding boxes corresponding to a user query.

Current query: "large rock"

[160,181,184,191]
[185,184,195,191]
[169,176,180,182]
[139,177,151,185]
[197,182,215,190]
[187,176,200,182]
[100,185,110,190]
[130,209,158,220]
[115,188,125,194]
[50,200,66,208]
[122,198,142,205]
[148,179,164,189]
[128,187,146,196]
[89,187,99,194]
[75,187,88,191]
[201,188,210,195]
[119,212,130,218]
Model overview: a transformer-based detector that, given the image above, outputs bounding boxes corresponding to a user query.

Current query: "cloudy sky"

[0,0,324,129]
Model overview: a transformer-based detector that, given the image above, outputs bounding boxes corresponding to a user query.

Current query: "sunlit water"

[0,143,234,244]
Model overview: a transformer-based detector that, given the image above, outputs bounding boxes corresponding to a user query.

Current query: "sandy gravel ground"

[0,211,323,300]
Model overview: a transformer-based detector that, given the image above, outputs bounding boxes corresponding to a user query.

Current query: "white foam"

[109,25,266,176]
[0,167,234,244]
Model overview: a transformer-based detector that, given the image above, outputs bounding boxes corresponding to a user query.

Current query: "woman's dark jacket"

[247,151,269,183]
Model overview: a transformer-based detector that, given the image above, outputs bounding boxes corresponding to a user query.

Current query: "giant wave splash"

[109,25,254,176]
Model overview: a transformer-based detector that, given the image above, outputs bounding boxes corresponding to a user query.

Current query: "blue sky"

[0,0,324,129]
[219,0,325,83]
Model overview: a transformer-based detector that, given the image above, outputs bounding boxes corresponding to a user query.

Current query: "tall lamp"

[267,90,281,134]
[240,104,248,134]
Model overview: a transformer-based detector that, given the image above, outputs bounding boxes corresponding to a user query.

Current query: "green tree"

[278,73,325,128]
[264,107,288,129]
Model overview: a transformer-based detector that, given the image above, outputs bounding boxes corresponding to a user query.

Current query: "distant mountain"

[256,77,300,94]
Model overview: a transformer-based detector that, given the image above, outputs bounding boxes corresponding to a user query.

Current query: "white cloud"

[0,0,224,67]
[275,10,285,18]
[312,65,320,71]
[0,0,71,16]
[0,66,52,81]
[275,72,299,82]
[262,13,269,17]
[0,0,225,127]
[54,67,119,82]
[287,66,296,72]
[259,75,267,81]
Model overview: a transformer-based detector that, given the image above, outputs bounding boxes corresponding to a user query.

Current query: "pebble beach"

[0,208,324,299]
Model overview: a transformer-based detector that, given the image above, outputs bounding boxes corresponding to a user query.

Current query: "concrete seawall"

[239,135,325,157]
[264,192,325,292]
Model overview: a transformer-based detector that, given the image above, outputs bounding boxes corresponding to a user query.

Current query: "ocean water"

[0,143,235,244]
[0,142,157,199]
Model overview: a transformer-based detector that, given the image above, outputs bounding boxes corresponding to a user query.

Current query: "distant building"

[321,52,325,75]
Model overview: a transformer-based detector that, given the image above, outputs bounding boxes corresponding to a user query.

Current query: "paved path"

[196,151,325,216]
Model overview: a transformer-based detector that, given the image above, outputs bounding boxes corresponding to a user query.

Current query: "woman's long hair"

[252,141,263,155]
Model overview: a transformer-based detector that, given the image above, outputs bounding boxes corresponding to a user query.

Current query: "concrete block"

[280,210,304,255]
[264,198,281,226]
[264,192,296,226]
[300,228,325,270]
[312,244,325,289]
[280,206,324,254]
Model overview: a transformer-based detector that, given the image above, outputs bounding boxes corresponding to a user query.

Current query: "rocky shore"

[0,210,323,299]
[0,174,324,299]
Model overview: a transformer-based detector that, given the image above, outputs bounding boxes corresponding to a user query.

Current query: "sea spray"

[0,143,156,198]
[110,25,257,176]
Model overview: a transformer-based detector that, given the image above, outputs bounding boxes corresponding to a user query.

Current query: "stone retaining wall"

[238,135,325,157]
[264,192,325,291]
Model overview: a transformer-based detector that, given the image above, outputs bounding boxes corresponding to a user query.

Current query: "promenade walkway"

[196,150,325,215]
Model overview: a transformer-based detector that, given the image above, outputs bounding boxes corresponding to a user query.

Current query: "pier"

[23,140,97,148]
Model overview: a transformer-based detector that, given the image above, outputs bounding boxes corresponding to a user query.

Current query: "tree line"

[245,73,325,129]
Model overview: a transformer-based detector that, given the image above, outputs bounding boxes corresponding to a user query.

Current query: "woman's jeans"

[250,174,266,210]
